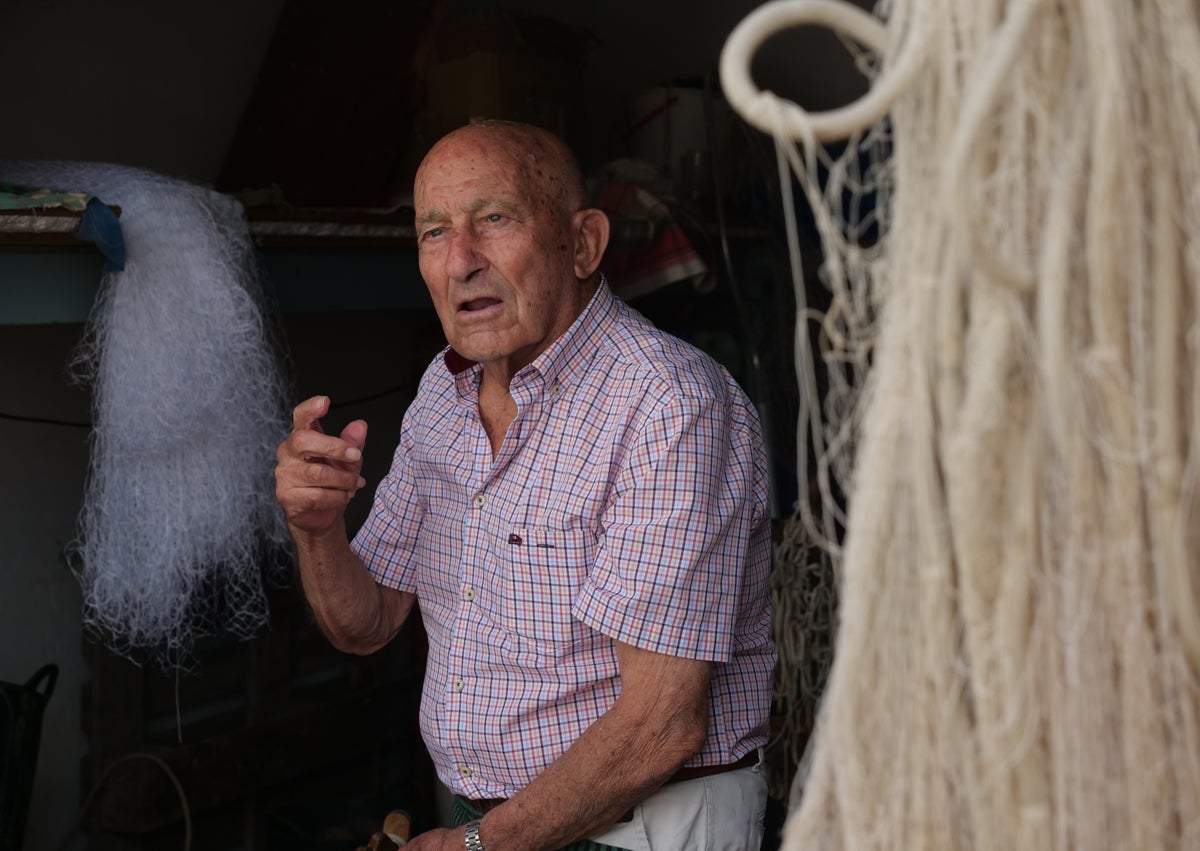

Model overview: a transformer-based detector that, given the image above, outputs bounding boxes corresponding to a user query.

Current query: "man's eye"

[422,227,445,240]
[485,213,504,223]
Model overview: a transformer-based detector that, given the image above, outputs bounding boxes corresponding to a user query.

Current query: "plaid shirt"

[352,282,776,799]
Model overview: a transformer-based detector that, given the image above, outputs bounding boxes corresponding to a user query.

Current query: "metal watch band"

[464,819,484,851]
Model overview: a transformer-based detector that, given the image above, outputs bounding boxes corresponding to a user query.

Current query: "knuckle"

[309,462,333,484]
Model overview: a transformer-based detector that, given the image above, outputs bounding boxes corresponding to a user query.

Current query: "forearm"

[292,521,414,654]
[477,650,711,851]
[275,398,415,653]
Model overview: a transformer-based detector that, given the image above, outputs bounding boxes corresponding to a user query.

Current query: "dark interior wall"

[442,0,872,171]
[0,324,91,851]
[281,306,448,536]
[442,0,772,170]
[0,300,449,851]
[0,0,873,183]
[0,0,287,183]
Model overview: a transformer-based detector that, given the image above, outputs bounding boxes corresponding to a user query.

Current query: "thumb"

[340,419,368,452]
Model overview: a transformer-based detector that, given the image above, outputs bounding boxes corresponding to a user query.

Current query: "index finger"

[292,395,331,433]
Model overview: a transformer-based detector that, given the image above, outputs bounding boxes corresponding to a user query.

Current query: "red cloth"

[594,182,709,300]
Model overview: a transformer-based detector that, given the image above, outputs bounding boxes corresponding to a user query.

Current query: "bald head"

[410,119,610,381]
[416,120,588,217]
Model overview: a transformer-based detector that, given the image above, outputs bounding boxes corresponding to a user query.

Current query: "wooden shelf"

[242,206,417,249]
[1,204,418,251]
[0,206,119,248]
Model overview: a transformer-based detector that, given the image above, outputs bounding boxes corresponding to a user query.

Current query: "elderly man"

[274,120,775,851]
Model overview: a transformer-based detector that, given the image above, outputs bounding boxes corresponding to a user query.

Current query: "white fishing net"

[1,162,292,667]
[724,0,1200,847]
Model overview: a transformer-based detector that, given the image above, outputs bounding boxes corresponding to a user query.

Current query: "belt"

[464,752,758,818]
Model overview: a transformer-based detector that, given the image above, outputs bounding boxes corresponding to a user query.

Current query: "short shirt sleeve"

[351,416,424,593]
[573,385,757,662]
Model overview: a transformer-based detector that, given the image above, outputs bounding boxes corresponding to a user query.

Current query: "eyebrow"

[415,209,446,229]
[416,196,528,230]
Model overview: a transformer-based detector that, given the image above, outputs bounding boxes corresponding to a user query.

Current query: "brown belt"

[465,751,758,817]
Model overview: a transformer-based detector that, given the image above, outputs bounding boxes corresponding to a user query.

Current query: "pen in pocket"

[507,533,555,549]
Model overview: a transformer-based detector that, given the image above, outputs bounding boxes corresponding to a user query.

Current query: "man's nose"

[444,228,486,282]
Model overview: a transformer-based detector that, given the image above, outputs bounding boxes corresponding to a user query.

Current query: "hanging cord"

[0,380,420,429]
[0,409,90,428]
[56,752,193,851]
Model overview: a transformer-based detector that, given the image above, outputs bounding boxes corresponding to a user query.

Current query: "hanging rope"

[722,1,1200,848]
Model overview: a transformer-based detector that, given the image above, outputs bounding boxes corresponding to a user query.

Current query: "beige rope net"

[723,0,1200,848]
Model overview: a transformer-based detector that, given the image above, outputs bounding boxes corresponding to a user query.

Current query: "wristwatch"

[464,819,484,851]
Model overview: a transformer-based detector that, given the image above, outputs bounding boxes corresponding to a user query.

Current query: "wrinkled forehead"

[415,134,526,195]
[415,125,581,214]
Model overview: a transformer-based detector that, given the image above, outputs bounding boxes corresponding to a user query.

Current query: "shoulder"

[400,349,465,429]
[597,298,752,415]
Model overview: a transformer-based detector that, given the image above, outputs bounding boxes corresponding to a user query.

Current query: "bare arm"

[406,641,712,851]
[275,395,415,653]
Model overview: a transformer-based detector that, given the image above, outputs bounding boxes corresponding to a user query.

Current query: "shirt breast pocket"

[495,526,595,665]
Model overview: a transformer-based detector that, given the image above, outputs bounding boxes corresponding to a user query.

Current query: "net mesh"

[741,1,1200,847]
[0,161,293,669]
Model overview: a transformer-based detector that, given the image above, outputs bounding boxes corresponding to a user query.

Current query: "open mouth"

[460,297,501,313]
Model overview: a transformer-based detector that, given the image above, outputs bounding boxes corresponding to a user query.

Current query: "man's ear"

[571,208,610,279]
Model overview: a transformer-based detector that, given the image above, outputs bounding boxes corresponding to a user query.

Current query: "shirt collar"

[442,347,475,376]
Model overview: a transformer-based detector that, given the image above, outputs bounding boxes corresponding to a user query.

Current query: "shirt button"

[550,382,562,395]
[473,493,486,508]
[463,586,476,602]
[453,677,465,692]
[459,765,473,778]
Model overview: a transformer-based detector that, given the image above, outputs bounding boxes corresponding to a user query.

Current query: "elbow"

[677,679,712,758]
[312,602,397,656]
[675,713,710,763]
[317,620,383,655]
[655,706,709,776]
[312,585,413,655]
[330,633,385,656]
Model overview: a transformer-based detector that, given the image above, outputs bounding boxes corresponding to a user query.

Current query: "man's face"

[414,129,587,378]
